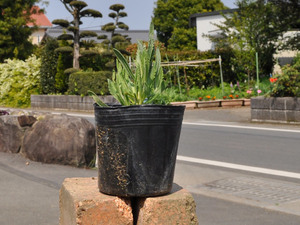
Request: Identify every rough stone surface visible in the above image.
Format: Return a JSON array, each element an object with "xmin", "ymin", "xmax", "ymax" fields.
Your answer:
[
  {"xmin": 59, "ymin": 178, "xmax": 198, "ymax": 225},
  {"xmin": 0, "ymin": 116, "xmax": 24, "ymax": 153},
  {"xmin": 21, "ymin": 114, "xmax": 95, "ymax": 167},
  {"xmin": 270, "ymin": 98, "xmax": 286, "ymax": 110},
  {"xmin": 270, "ymin": 110, "xmax": 286, "ymax": 121},
  {"xmin": 137, "ymin": 185, "xmax": 199, "ymax": 225},
  {"xmin": 251, "ymin": 109, "xmax": 271, "ymax": 121},
  {"xmin": 59, "ymin": 177, "xmax": 133, "ymax": 225},
  {"xmin": 251, "ymin": 97, "xmax": 271, "ymax": 109},
  {"xmin": 17, "ymin": 115, "xmax": 37, "ymax": 127}
]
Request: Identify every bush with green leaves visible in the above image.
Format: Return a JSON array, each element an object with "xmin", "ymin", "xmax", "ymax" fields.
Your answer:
[
  {"xmin": 68, "ymin": 71, "xmax": 112, "ymax": 96},
  {"xmin": 40, "ymin": 37, "xmax": 59, "ymax": 94},
  {"xmin": 0, "ymin": 55, "xmax": 41, "ymax": 107},
  {"xmin": 270, "ymin": 54, "xmax": 300, "ymax": 97}
]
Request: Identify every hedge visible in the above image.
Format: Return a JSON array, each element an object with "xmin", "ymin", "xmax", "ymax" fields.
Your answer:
[{"xmin": 68, "ymin": 71, "xmax": 112, "ymax": 96}]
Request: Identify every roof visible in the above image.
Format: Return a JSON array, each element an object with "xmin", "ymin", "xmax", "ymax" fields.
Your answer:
[
  {"xmin": 46, "ymin": 27, "xmax": 152, "ymax": 44},
  {"xmin": 27, "ymin": 6, "xmax": 52, "ymax": 28},
  {"xmin": 189, "ymin": 8, "xmax": 238, "ymax": 27}
]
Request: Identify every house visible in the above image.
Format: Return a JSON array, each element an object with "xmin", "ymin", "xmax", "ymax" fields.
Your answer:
[
  {"xmin": 189, "ymin": 9, "xmax": 237, "ymax": 52},
  {"xmin": 27, "ymin": 6, "xmax": 52, "ymax": 45},
  {"xmin": 45, "ymin": 26, "xmax": 151, "ymax": 44}
]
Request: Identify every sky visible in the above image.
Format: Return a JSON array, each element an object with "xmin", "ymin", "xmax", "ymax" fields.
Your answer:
[{"xmin": 38, "ymin": 0, "xmax": 237, "ymax": 30}]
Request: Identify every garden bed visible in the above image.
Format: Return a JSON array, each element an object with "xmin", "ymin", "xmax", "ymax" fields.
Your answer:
[{"xmin": 171, "ymin": 99, "xmax": 250, "ymax": 109}]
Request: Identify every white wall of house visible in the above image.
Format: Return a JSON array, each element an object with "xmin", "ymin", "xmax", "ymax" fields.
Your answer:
[
  {"xmin": 30, "ymin": 28, "xmax": 48, "ymax": 45},
  {"xmin": 196, "ymin": 14, "xmax": 225, "ymax": 51}
]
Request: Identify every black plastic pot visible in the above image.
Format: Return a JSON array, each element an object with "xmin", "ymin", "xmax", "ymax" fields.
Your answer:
[{"xmin": 94, "ymin": 104, "xmax": 185, "ymax": 197}]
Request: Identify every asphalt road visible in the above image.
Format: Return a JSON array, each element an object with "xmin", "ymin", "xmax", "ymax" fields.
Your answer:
[
  {"xmin": 178, "ymin": 123, "xmax": 300, "ymax": 173},
  {"xmin": 1, "ymin": 107, "xmax": 300, "ymax": 224}
]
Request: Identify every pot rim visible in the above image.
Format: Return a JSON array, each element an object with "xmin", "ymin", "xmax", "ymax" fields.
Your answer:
[{"xmin": 94, "ymin": 103, "xmax": 186, "ymax": 110}]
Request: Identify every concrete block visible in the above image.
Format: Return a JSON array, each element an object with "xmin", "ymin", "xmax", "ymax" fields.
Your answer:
[
  {"xmin": 295, "ymin": 98, "xmax": 300, "ymax": 111},
  {"xmin": 270, "ymin": 110, "xmax": 286, "ymax": 121},
  {"xmin": 59, "ymin": 177, "xmax": 133, "ymax": 225},
  {"xmin": 251, "ymin": 109, "xmax": 271, "ymax": 121},
  {"xmin": 251, "ymin": 97, "xmax": 270, "ymax": 109},
  {"xmin": 285, "ymin": 97, "xmax": 297, "ymax": 110},
  {"xmin": 270, "ymin": 97, "xmax": 286, "ymax": 110},
  {"xmin": 136, "ymin": 185, "xmax": 198, "ymax": 225},
  {"xmin": 286, "ymin": 111, "xmax": 296, "ymax": 122},
  {"xmin": 294, "ymin": 111, "xmax": 300, "ymax": 122}
]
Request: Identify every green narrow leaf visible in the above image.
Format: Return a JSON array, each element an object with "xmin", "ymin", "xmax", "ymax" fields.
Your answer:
[
  {"xmin": 87, "ymin": 90, "xmax": 108, "ymax": 107},
  {"xmin": 113, "ymin": 48, "xmax": 134, "ymax": 79}
]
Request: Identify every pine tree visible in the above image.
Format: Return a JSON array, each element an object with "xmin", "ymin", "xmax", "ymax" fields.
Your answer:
[
  {"xmin": 52, "ymin": 0, "xmax": 102, "ymax": 69},
  {"xmin": 98, "ymin": 4, "xmax": 131, "ymax": 69}
]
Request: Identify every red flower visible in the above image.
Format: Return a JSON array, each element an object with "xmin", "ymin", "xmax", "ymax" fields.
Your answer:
[
  {"xmin": 270, "ymin": 78, "xmax": 278, "ymax": 83},
  {"xmin": 199, "ymin": 97, "xmax": 203, "ymax": 101},
  {"xmin": 223, "ymin": 96, "xmax": 227, "ymax": 99},
  {"xmin": 235, "ymin": 95, "xmax": 239, "ymax": 98}
]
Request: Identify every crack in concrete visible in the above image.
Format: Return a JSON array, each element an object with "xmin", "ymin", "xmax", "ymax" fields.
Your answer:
[{"xmin": 0, "ymin": 161, "xmax": 61, "ymax": 190}]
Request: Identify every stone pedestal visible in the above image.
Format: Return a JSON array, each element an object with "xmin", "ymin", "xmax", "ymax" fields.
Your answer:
[{"xmin": 59, "ymin": 177, "xmax": 198, "ymax": 225}]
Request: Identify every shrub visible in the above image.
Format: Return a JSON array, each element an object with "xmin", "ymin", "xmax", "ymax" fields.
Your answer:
[
  {"xmin": 40, "ymin": 37, "xmax": 59, "ymax": 94},
  {"xmin": 270, "ymin": 54, "xmax": 300, "ymax": 97},
  {"xmin": 68, "ymin": 71, "xmax": 112, "ymax": 96},
  {"xmin": 0, "ymin": 55, "xmax": 41, "ymax": 107}
]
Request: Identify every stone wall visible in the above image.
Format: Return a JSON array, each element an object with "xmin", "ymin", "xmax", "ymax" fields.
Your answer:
[
  {"xmin": 31, "ymin": 95, "xmax": 118, "ymax": 112},
  {"xmin": 251, "ymin": 97, "xmax": 300, "ymax": 123}
]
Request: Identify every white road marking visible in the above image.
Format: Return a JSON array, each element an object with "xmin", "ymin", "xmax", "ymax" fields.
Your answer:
[
  {"xmin": 183, "ymin": 122, "xmax": 300, "ymax": 133},
  {"xmin": 177, "ymin": 155, "xmax": 300, "ymax": 179}
]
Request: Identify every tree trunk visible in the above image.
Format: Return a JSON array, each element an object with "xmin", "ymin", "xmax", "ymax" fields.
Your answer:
[{"xmin": 73, "ymin": 9, "xmax": 80, "ymax": 69}]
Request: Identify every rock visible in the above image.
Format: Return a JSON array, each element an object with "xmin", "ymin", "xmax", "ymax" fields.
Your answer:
[
  {"xmin": 0, "ymin": 116, "xmax": 24, "ymax": 153},
  {"xmin": 21, "ymin": 114, "xmax": 95, "ymax": 167},
  {"xmin": 17, "ymin": 115, "xmax": 37, "ymax": 127}
]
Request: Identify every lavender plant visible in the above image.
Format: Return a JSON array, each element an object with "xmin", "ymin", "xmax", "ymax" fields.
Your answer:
[{"xmin": 89, "ymin": 23, "xmax": 167, "ymax": 106}]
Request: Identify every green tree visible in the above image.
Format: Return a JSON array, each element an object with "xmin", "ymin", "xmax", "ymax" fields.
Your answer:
[
  {"xmin": 209, "ymin": 0, "xmax": 296, "ymax": 78},
  {"xmin": 40, "ymin": 37, "xmax": 59, "ymax": 94},
  {"xmin": 98, "ymin": 4, "xmax": 131, "ymax": 69},
  {"xmin": 0, "ymin": 0, "xmax": 40, "ymax": 62},
  {"xmin": 53, "ymin": 0, "xmax": 102, "ymax": 69},
  {"xmin": 55, "ymin": 39, "xmax": 73, "ymax": 93},
  {"xmin": 152, "ymin": 0, "xmax": 226, "ymax": 50},
  {"xmin": 270, "ymin": 0, "xmax": 300, "ymax": 50}
]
